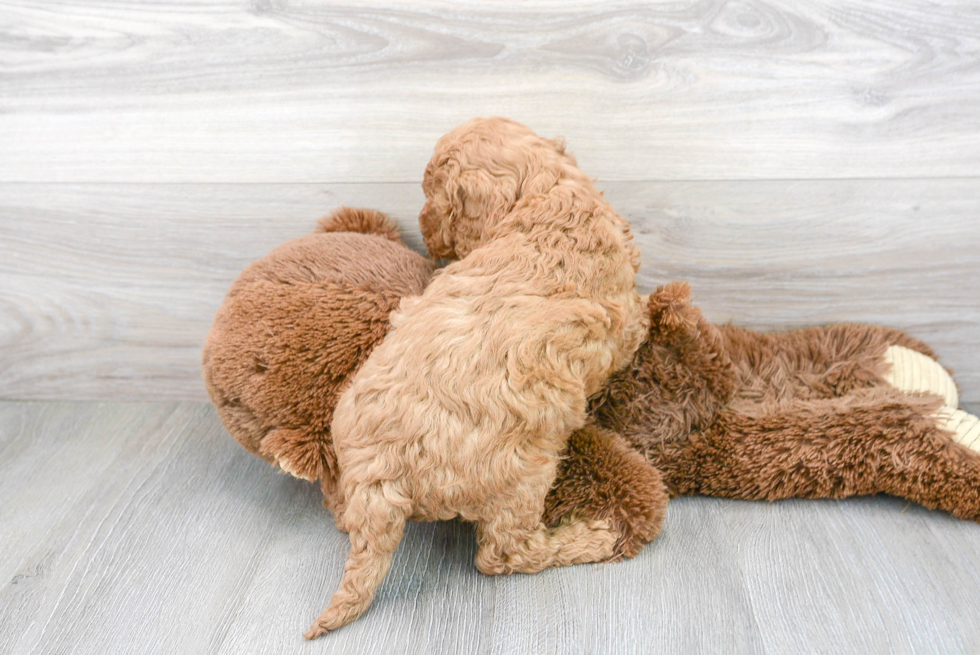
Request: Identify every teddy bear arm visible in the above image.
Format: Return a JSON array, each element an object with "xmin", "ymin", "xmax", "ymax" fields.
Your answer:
[
  {"xmin": 544, "ymin": 424, "xmax": 669, "ymax": 559},
  {"xmin": 646, "ymin": 282, "xmax": 736, "ymax": 403}
]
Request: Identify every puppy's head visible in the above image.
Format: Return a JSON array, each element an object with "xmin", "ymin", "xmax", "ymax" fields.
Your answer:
[{"xmin": 420, "ymin": 117, "xmax": 577, "ymax": 259}]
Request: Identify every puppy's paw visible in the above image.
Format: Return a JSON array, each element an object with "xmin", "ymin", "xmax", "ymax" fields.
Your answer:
[
  {"xmin": 563, "ymin": 518, "xmax": 618, "ymax": 564},
  {"xmin": 587, "ymin": 519, "xmax": 619, "ymax": 560}
]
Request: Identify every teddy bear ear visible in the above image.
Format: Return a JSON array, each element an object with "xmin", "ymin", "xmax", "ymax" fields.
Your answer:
[
  {"xmin": 316, "ymin": 207, "xmax": 401, "ymax": 242},
  {"xmin": 444, "ymin": 161, "xmax": 465, "ymax": 219}
]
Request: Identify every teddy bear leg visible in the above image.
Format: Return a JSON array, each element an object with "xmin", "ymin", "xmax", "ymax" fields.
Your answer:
[
  {"xmin": 659, "ymin": 393, "xmax": 980, "ymax": 522},
  {"xmin": 544, "ymin": 425, "xmax": 668, "ymax": 559},
  {"xmin": 879, "ymin": 402, "xmax": 980, "ymax": 522}
]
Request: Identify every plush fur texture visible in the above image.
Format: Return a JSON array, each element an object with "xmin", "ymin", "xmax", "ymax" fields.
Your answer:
[
  {"xmin": 546, "ymin": 425, "xmax": 669, "ymax": 558},
  {"xmin": 304, "ymin": 118, "xmax": 648, "ymax": 638},
  {"xmin": 591, "ymin": 281, "xmax": 980, "ymax": 531}
]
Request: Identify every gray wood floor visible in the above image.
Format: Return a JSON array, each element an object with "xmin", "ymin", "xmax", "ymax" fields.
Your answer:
[
  {"xmin": 3, "ymin": 400, "xmax": 980, "ymax": 655},
  {"xmin": 2, "ymin": 1, "xmax": 980, "ymax": 653}
]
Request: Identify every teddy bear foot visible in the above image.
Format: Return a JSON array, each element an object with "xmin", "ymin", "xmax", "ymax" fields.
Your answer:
[
  {"xmin": 936, "ymin": 408, "xmax": 980, "ymax": 452},
  {"xmin": 882, "ymin": 345, "xmax": 958, "ymax": 407},
  {"xmin": 881, "ymin": 345, "xmax": 979, "ymax": 450}
]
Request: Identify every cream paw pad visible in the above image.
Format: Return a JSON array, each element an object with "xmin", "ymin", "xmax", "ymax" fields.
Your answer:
[
  {"xmin": 936, "ymin": 408, "xmax": 980, "ymax": 451},
  {"xmin": 882, "ymin": 345, "xmax": 958, "ymax": 407},
  {"xmin": 882, "ymin": 345, "xmax": 980, "ymax": 451}
]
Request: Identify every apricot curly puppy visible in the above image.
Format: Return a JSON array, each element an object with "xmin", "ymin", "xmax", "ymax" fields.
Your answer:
[{"xmin": 305, "ymin": 118, "xmax": 648, "ymax": 638}]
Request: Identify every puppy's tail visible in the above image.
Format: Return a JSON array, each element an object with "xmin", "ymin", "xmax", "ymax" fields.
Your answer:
[
  {"xmin": 316, "ymin": 207, "xmax": 402, "ymax": 242},
  {"xmin": 304, "ymin": 483, "xmax": 409, "ymax": 639}
]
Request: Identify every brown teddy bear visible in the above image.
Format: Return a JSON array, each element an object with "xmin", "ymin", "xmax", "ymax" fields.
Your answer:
[
  {"xmin": 203, "ymin": 207, "xmax": 980, "ymax": 562},
  {"xmin": 591, "ymin": 281, "xmax": 980, "ymax": 530}
]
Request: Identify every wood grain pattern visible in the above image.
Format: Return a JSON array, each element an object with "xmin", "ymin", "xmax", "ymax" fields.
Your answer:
[
  {"xmin": 718, "ymin": 497, "xmax": 980, "ymax": 653},
  {"xmin": 2, "ymin": 401, "xmax": 980, "ymax": 654},
  {"xmin": 3, "ymin": 2, "xmax": 979, "ymax": 652},
  {"xmin": 2, "ymin": 1, "xmax": 979, "ymax": 182},
  {"xmin": 2, "ymin": 180, "xmax": 977, "ymax": 402}
]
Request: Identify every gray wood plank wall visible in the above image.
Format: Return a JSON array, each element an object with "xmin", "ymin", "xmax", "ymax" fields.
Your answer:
[{"xmin": 2, "ymin": 0, "xmax": 979, "ymax": 403}]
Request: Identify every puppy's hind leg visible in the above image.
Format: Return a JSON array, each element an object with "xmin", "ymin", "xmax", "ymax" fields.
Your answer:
[
  {"xmin": 304, "ymin": 483, "xmax": 409, "ymax": 639},
  {"xmin": 475, "ymin": 475, "xmax": 618, "ymax": 576}
]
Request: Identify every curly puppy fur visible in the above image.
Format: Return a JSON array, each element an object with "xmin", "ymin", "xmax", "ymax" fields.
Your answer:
[
  {"xmin": 305, "ymin": 118, "xmax": 649, "ymax": 638},
  {"xmin": 202, "ymin": 207, "xmax": 434, "ymax": 511}
]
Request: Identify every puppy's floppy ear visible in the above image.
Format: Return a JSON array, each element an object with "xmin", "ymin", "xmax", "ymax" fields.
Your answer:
[
  {"xmin": 447, "ymin": 161, "xmax": 466, "ymax": 221},
  {"xmin": 420, "ymin": 157, "xmax": 463, "ymax": 259},
  {"xmin": 434, "ymin": 156, "xmax": 464, "ymax": 217},
  {"xmin": 450, "ymin": 167, "xmax": 522, "ymax": 257},
  {"xmin": 458, "ymin": 168, "xmax": 518, "ymax": 216}
]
